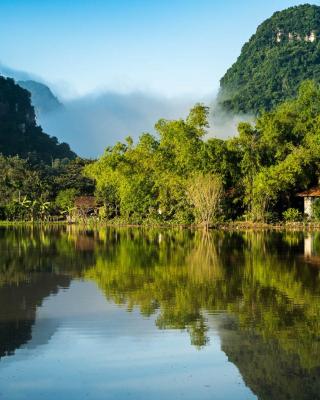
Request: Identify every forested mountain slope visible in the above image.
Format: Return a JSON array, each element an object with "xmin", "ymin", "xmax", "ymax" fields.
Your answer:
[
  {"xmin": 218, "ymin": 4, "xmax": 320, "ymax": 114},
  {"xmin": 0, "ymin": 76, "xmax": 74, "ymax": 162}
]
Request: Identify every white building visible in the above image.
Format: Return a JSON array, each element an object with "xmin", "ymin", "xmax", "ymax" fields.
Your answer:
[{"xmin": 297, "ymin": 187, "xmax": 320, "ymax": 218}]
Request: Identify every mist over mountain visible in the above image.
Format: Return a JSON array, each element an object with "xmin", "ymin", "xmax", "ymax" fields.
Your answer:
[
  {"xmin": 0, "ymin": 63, "xmax": 62, "ymax": 116},
  {"xmin": 0, "ymin": 63, "xmax": 40, "ymax": 82},
  {"xmin": 18, "ymin": 80, "xmax": 62, "ymax": 115},
  {"xmin": 0, "ymin": 63, "xmax": 199, "ymax": 157},
  {"xmin": 40, "ymin": 91, "xmax": 197, "ymax": 157},
  {"xmin": 0, "ymin": 76, "xmax": 75, "ymax": 162},
  {"xmin": 218, "ymin": 4, "xmax": 320, "ymax": 114}
]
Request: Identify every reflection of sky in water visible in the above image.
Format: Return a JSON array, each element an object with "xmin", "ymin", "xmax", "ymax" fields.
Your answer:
[{"xmin": 0, "ymin": 281, "xmax": 256, "ymax": 400}]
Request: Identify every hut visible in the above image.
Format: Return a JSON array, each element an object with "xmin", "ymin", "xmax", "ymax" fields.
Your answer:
[
  {"xmin": 297, "ymin": 187, "xmax": 320, "ymax": 218},
  {"xmin": 74, "ymin": 196, "xmax": 98, "ymax": 219}
]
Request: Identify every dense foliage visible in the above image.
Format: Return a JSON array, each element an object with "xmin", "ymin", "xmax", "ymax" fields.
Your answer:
[
  {"xmin": 84, "ymin": 104, "xmax": 218, "ymax": 224},
  {"xmin": 0, "ymin": 156, "xmax": 94, "ymax": 221},
  {"xmin": 218, "ymin": 4, "xmax": 320, "ymax": 114},
  {"xmin": 2, "ymin": 77, "xmax": 320, "ymax": 223},
  {"xmin": 0, "ymin": 76, "xmax": 74, "ymax": 162},
  {"xmin": 84, "ymin": 81, "xmax": 320, "ymax": 223}
]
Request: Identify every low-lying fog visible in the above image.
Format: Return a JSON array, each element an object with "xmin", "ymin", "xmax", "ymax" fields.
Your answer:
[{"xmin": 1, "ymin": 63, "xmax": 251, "ymax": 158}]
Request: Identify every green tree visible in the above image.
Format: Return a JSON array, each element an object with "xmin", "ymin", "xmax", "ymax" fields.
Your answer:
[{"xmin": 56, "ymin": 188, "xmax": 78, "ymax": 212}]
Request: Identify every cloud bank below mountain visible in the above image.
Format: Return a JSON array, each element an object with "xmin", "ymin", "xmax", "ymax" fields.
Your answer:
[
  {"xmin": 39, "ymin": 92, "xmax": 197, "ymax": 158},
  {"xmin": 1, "ymin": 62, "xmax": 249, "ymax": 159}
]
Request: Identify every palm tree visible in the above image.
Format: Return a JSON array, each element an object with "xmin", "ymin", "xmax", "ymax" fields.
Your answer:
[{"xmin": 39, "ymin": 200, "xmax": 51, "ymax": 221}]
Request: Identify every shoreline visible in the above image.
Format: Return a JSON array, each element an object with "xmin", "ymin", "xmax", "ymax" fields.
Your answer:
[{"xmin": 1, "ymin": 220, "xmax": 320, "ymax": 231}]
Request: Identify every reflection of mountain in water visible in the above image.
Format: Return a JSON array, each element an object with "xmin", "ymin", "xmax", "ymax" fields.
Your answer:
[
  {"xmin": 215, "ymin": 316, "xmax": 320, "ymax": 400},
  {"xmin": 0, "ymin": 226, "xmax": 104, "ymax": 359},
  {"xmin": 0, "ymin": 273, "xmax": 70, "ymax": 358}
]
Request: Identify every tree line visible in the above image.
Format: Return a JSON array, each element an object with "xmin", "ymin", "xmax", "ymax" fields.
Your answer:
[
  {"xmin": 84, "ymin": 80, "xmax": 320, "ymax": 225},
  {"xmin": 2, "ymin": 80, "xmax": 320, "ymax": 224}
]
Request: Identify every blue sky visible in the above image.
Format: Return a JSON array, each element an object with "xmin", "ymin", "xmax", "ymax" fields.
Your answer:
[{"xmin": 0, "ymin": 0, "xmax": 318, "ymax": 98}]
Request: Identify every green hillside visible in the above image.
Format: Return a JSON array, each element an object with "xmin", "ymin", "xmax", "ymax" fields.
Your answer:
[{"xmin": 218, "ymin": 4, "xmax": 320, "ymax": 114}]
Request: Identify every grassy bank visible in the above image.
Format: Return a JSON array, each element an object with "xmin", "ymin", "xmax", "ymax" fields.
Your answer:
[{"xmin": 2, "ymin": 219, "xmax": 320, "ymax": 231}]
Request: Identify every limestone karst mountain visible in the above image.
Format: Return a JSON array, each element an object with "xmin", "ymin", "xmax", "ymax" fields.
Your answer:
[{"xmin": 218, "ymin": 4, "xmax": 320, "ymax": 114}]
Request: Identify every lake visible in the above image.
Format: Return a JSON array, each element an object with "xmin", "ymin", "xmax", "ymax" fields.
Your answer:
[{"xmin": 0, "ymin": 226, "xmax": 319, "ymax": 400}]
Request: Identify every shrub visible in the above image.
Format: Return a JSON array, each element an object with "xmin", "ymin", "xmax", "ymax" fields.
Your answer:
[
  {"xmin": 5, "ymin": 201, "xmax": 28, "ymax": 221},
  {"xmin": 282, "ymin": 208, "xmax": 302, "ymax": 222},
  {"xmin": 55, "ymin": 188, "xmax": 78, "ymax": 212},
  {"xmin": 187, "ymin": 173, "xmax": 223, "ymax": 226}
]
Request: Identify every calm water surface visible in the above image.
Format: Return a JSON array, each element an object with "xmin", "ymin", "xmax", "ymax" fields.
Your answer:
[{"xmin": 0, "ymin": 227, "xmax": 319, "ymax": 400}]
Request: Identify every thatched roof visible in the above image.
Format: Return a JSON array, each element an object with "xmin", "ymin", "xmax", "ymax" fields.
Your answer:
[
  {"xmin": 74, "ymin": 196, "xmax": 97, "ymax": 209},
  {"xmin": 297, "ymin": 187, "xmax": 320, "ymax": 197}
]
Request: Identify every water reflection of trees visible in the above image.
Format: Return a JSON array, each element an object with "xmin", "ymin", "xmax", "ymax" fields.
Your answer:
[
  {"xmin": 84, "ymin": 228, "xmax": 320, "ymax": 399},
  {"xmin": 0, "ymin": 225, "xmax": 97, "ymax": 284},
  {"xmin": 0, "ymin": 227, "xmax": 319, "ymax": 398},
  {"xmin": 79, "ymin": 229, "xmax": 320, "ymax": 368},
  {"xmin": 1, "ymin": 227, "xmax": 319, "ymax": 359}
]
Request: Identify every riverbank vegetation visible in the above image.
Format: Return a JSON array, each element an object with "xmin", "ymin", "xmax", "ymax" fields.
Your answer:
[
  {"xmin": 0, "ymin": 156, "xmax": 94, "ymax": 221},
  {"xmin": 2, "ymin": 80, "xmax": 320, "ymax": 225}
]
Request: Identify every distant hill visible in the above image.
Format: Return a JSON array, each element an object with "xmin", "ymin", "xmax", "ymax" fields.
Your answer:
[
  {"xmin": 18, "ymin": 80, "xmax": 62, "ymax": 115},
  {"xmin": 0, "ymin": 76, "xmax": 75, "ymax": 162},
  {"xmin": 218, "ymin": 4, "xmax": 320, "ymax": 114}
]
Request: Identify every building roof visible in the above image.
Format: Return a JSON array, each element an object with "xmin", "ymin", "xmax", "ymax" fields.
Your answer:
[
  {"xmin": 74, "ymin": 196, "xmax": 97, "ymax": 209},
  {"xmin": 297, "ymin": 187, "xmax": 320, "ymax": 197}
]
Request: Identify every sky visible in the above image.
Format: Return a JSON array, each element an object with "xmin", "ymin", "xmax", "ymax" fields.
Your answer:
[{"xmin": 0, "ymin": 0, "xmax": 317, "ymax": 99}]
